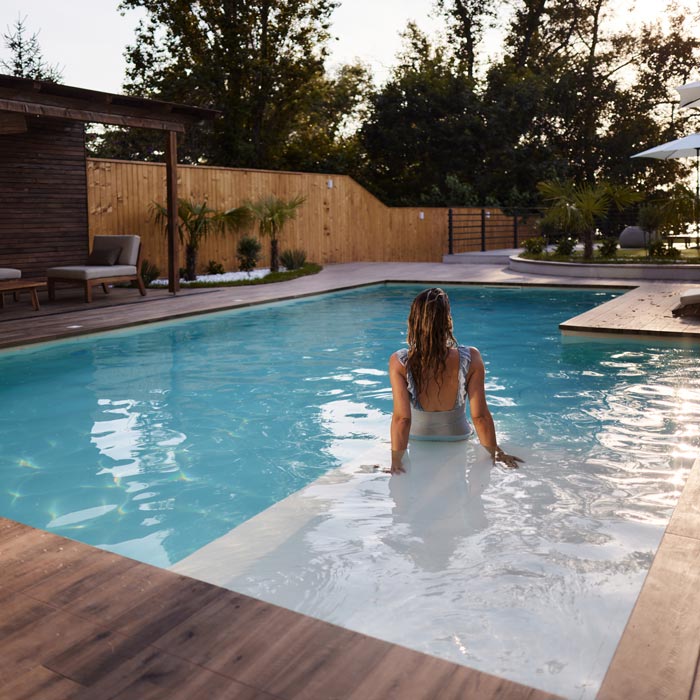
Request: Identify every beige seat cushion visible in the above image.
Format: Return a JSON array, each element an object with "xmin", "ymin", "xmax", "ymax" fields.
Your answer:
[
  {"xmin": 0, "ymin": 268, "xmax": 21, "ymax": 280},
  {"xmin": 47, "ymin": 265, "xmax": 137, "ymax": 281}
]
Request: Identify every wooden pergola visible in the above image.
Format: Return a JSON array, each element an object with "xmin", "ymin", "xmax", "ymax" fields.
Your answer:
[{"xmin": 0, "ymin": 74, "xmax": 219, "ymax": 293}]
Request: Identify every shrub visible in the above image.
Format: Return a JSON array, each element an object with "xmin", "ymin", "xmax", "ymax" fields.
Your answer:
[
  {"xmin": 598, "ymin": 237, "xmax": 618, "ymax": 257},
  {"xmin": 522, "ymin": 237, "xmax": 546, "ymax": 255},
  {"xmin": 205, "ymin": 260, "xmax": 225, "ymax": 275},
  {"xmin": 279, "ymin": 248, "xmax": 307, "ymax": 270},
  {"xmin": 536, "ymin": 217, "xmax": 560, "ymax": 244},
  {"xmin": 648, "ymin": 239, "xmax": 680, "ymax": 259},
  {"xmin": 237, "ymin": 236, "xmax": 262, "ymax": 272},
  {"xmin": 139, "ymin": 259, "xmax": 160, "ymax": 287},
  {"xmin": 178, "ymin": 266, "xmax": 187, "ymax": 280},
  {"xmin": 554, "ymin": 236, "xmax": 577, "ymax": 256},
  {"xmin": 637, "ymin": 203, "xmax": 666, "ymax": 235}
]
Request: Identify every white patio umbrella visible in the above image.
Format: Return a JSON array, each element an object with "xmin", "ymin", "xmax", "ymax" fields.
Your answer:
[
  {"xmin": 676, "ymin": 81, "xmax": 700, "ymax": 110},
  {"xmin": 631, "ymin": 132, "xmax": 700, "ymax": 235}
]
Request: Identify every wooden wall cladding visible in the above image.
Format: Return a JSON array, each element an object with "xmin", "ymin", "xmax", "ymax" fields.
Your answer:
[
  {"xmin": 87, "ymin": 159, "xmax": 472, "ymax": 274},
  {"xmin": 0, "ymin": 116, "xmax": 88, "ymax": 279}
]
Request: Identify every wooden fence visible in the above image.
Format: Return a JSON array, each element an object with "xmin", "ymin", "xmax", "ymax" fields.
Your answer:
[{"xmin": 87, "ymin": 159, "xmax": 530, "ymax": 274}]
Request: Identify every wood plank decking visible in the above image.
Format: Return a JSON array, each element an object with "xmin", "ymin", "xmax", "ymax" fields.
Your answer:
[{"xmin": 1, "ymin": 262, "xmax": 700, "ymax": 699}]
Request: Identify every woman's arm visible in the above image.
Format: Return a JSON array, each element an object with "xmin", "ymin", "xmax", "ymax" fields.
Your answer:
[
  {"xmin": 466, "ymin": 348, "xmax": 522, "ymax": 469},
  {"xmin": 389, "ymin": 352, "xmax": 412, "ymax": 474}
]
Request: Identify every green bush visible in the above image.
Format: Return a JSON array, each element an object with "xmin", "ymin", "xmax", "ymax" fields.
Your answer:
[
  {"xmin": 522, "ymin": 237, "xmax": 546, "ymax": 255},
  {"xmin": 237, "ymin": 236, "xmax": 262, "ymax": 272},
  {"xmin": 648, "ymin": 239, "xmax": 680, "ymax": 259},
  {"xmin": 598, "ymin": 237, "xmax": 618, "ymax": 257},
  {"xmin": 280, "ymin": 248, "xmax": 307, "ymax": 270},
  {"xmin": 205, "ymin": 260, "xmax": 225, "ymax": 275},
  {"xmin": 554, "ymin": 236, "xmax": 577, "ymax": 256},
  {"xmin": 139, "ymin": 259, "xmax": 161, "ymax": 287},
  {"xmin": 178, "ymin": 266, "xmax": 187, "ymax": 280}
]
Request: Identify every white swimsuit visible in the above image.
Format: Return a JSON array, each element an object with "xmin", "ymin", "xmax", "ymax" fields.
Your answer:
[{"xmin": 395, "ymin": 346, "xmax": 473, "ymax": 441}]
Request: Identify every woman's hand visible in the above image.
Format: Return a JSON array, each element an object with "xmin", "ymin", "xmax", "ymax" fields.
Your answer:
[
  {"xmin": 390, "ymin": 449, "xmax": 407, "ymax": 474},
  {"xmin": 492, "ymin": 447, "xmax": 523, "ymax": 469}
]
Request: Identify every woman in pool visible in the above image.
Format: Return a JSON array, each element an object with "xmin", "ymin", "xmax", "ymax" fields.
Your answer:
[{"xmin": 389, "ymin": 287, "xmax": 522, "ymax": 474}]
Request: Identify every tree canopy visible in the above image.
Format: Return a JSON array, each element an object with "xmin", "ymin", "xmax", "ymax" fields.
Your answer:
[{"xmin": 88, "ymin": 0, "xmax": 700, "ymax": 208}]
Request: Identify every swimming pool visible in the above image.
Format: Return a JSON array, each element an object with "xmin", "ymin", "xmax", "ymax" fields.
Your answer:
[{"xmin": 1, "ymin": 284, "xmax": 699, "ymax": 697}]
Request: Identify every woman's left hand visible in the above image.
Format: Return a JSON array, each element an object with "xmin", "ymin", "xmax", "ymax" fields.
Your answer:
[{"xmin": 493, "ymin": 449, "xmax": 523, "ymax": 469}]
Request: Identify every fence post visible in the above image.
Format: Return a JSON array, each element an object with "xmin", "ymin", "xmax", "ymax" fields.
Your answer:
[
  {"xmin": 448, "ymin": 208, "xmax": 453, "ymax": 255},
  {"xmin": 513, "ymin": 212, "xmax": 519, "ymax": 248},
  {"xmin": 481, "ymin": 208, "xmax": 486, "ymax": 251}
]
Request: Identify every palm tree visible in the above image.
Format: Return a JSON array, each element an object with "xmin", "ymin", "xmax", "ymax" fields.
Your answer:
[
  {"xmin": 243, "ymin": 195, "xmax": 306, "ymax": 272},
  {"xmin": 152, "ymin": 199, "xmax": 249, "ymax": 281},
  {"xmin": 537, "ymin": 181, "xmax": 641, "ymax": 260}
]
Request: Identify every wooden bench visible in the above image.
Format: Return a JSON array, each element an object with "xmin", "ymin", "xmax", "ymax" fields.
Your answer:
[{"xmin": 0, "ymin": 280, "xmax": 45, "ymax": 311}]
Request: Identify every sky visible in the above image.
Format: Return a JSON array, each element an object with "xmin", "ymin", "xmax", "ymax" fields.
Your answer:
[{"xmin": 0, "ymin": 0, "xmax": 685, "ymax": 95}]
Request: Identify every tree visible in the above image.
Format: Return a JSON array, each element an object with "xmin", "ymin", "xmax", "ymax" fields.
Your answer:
[
  {"xmin": 243, "ymin": 195, "xmax": 305, "ymax": 272},
  {"xmin": 281, "ymin": 62, "xmax": 373, "ymax": 173},
  {"xmin": 1, "ymin": 16, "xmax": 62, "ymax": 81},
  {"xmin": 538, "ymin": 180, "xmax": 641, "ymax": 259},
  {"xmin": 477, "ymin": 0, "xmax": 700, "ymax": 205},
  {"xmin": 358, "ymin": 24, "xmax": 485, "ymax": 205},
  {"xmin": 93, "ymin": 0, "xmax": 354, "ymax": 170},
  {"xmin": 152, "ymin": 199, "xmax": 250, "ymax": 281},
  {"xmin": 434, "ymin": 0, "xmax": 502, "ymax": 80}
]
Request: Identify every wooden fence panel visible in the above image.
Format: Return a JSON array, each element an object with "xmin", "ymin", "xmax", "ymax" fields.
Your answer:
[{"xmin": 87, "ymin": 159, "xmax": 525, "ymax": 276}]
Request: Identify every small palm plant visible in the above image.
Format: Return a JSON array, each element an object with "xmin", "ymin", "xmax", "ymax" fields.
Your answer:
[
  {"xmin": 152, "ymin": 199, "xmax": 249, "ymax": 281},
  {"xmin": 243, "ymin": 195, "xmax": 306, "ymax": 272},
  {"xmin": 537, "ymin": 180, "xmax": 641, "ymax": 260}
]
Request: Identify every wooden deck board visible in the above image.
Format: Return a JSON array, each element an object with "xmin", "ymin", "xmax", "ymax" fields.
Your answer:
[
  {"xmin": 1, "ymin": 665, "xmax": 83, "ymax": 700},
  {"xmin": 597, "ymin": 532, "xmax": 700, "ymax": 700}
]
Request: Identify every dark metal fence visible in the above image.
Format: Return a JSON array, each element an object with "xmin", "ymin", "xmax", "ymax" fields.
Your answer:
[{"xmin": 447, "ymin": 207, "xmax": 542, "ymax": 254}]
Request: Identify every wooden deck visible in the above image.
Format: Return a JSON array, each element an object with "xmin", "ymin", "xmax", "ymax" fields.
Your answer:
[{"xmin": 1, "ymin": 262, "xmax": 700, "ymax": 699}]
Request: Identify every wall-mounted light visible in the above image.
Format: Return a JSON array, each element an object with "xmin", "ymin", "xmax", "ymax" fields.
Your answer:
[
  {"xmin": 485, "ymin": 210, "xmax": 491, "ymax": 219},
  {"xmin": 327, "ymin": 178, "xmax": 334, "ymax": 189},
  {"xmin": 419, "ymin": 211, "xmax": 425, "ymax": 220}
]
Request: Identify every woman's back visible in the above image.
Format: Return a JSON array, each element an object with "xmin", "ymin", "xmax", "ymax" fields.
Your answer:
[{"xmin": 415, "ymin": 347, "xmax": 461, "ymax": 412}]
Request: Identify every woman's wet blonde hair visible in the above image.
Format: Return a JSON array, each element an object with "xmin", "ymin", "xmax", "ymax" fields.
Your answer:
[{"xmin": 406, "ymin": 287, "xmax": 457, "ymax": 395}]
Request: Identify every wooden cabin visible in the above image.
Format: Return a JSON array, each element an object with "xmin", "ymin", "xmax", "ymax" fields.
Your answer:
[{"xmin": 0, "ymin": 74, "xmax": 218, "ymax": 291}]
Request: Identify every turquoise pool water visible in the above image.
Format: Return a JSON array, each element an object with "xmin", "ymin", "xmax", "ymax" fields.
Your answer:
[{"xmin": 0, "ymin": 284, "xmax": 698, "ymax": 571}]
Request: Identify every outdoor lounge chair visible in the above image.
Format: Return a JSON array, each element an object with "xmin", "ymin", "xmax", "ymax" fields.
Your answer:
[
  {"xmin": 671, "ymin": 288, "xmax": 700, "ymax": 317},
  {"xmin": 47, "ymin": 235, "xmax": 146, "ymax": 303}
]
